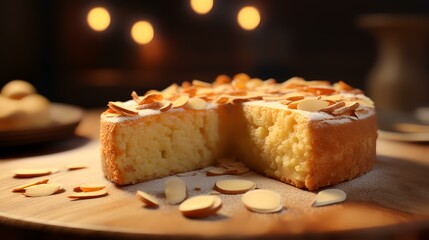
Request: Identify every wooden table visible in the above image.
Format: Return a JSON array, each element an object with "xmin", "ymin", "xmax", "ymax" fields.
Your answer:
[{"xmin": 0, "ymin": 109, "xmax": 428, "ymax": 239}]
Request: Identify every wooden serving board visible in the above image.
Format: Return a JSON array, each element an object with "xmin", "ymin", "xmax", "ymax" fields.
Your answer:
[{"xmin": 0, "ymin": 112, "xmax": 428, "ymax": 238}]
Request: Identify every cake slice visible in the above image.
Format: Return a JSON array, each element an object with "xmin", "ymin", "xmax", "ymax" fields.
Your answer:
[{"xmin": 100, "ymin": 75, "xmax": 377, "ymax": 190}]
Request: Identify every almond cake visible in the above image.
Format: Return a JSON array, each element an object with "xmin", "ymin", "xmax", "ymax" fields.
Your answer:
[{"xmin": 100, "ymin": 74, "xmax": 377, "ymax": 190}]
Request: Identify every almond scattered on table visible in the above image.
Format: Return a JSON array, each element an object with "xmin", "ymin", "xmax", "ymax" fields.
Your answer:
[
  {"xmin": 164, "ymin": 177, "xmax": 187, "ymax": 205},
  {"xmin": 312, "ymin": 189, "xmax": 347, "ymax": 207},
  {"xmin": 23, "ymin": 183, "xmax": 62, "ymax": 197},
  {"xmin": 66, "ymin": 164, "xmax": 88, "ymax": 171},
  {"xmin": 179, "ymin": 195, "xmax": 222, "ymax": 218},
  {"xmin": 12, "ymin": 168, "xmax": 54, "ymax": 178},
  {"xmin": 68, "ymin": 189, "xmax": 108, "ymax": 199},
  {"xmin": 214, "ymin": 179, "xmax": 256, "ymax": 194},
  {"xmin": 75, "ymin": 184, "xmax": 106, "ymax": 192},
  {"xmin": 136, "ymin": 190, "xmax": 159, "ymax": 207},
  {"xmin": 241, "ymin": 189, "xmax": 283, "ymax": 213},
  {"xmin": 11, "ymin": 179, "xmax": 49, "ymax": 192}
]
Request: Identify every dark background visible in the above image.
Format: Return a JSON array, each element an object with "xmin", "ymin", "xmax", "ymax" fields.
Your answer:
[{"xmin": 1, "ymin": 0, "xmax": 428, "ymax": 108}]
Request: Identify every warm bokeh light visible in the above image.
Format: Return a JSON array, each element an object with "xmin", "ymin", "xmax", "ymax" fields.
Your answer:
[
  {"xmin": 131, "ymin": 21, "xmax": 155, "ymax": 45},
  {"xmin": 87, "ymin": 7, "xmax": 111, "ymax": 31},
  {"xmin": 190, "ymin": 0, "xmax": 213, "ymax": 15},
  {"xmin": 237, "ymin": 6, "xmax": 261, "ymax": 31}
]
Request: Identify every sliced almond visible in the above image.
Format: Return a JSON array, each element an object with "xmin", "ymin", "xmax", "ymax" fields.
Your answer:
[
  {"xmin": 139, "ymin": 93, "xmax": 163, "ymax": 104},
  {"xmin": 216, "ymin": 157, "xmax": 242, "ymax": 168},
  {"xmin": 12, "ymin": 179, "xmax": 49, "ymax": 192},
  {"xmin": 23, "ymin": 183, "xmax": 62, "ymax": 197},
  {"xmin": 320, "ymin": 101, "xmax": 346, "ymax": 114},
  {"xmin": 179, "ymin": 195, "xmax": 222, "ymax": 218},
  {"xmin": 66, "ymin": 164, "xmax": 88, "ymax": 171},
  {"xmin": 335, "ymin": 80, "xmax": 353, "ymax": 91},
  {"xmin": 284, "ymin": 93, "xmax": 305, "ymax": 101},
  {"xmin": 233, "ymin": 73, "xmax": 251, "ymax": 82},
  {"xmin": 78, "ymin": 184, "xmax": 106, "ymax": 192},
  {"xmin": 331, "ymin": 101, "xmax": 359, "ymax": 116},
  {"xmin": 214, "ymin": 74, "xmax": 231, "ymax": 85},
  {"xmin": 159, "ymin": 100, "xmax": 173, "ymax": 112},
  {"xmin": 108, "ymin": 101, "xmax": 138, "ymax": 116},
  {"xmin": 68, "ymin": 189, "xmax": 108, "ymax": 199},
  {"xmin": 186, "ymin": 97, "xmax": 208, "ymax": 110},
  {"xmin": 312, "ymin": 189, "xmax": 347, "ymax": 207},
  {"xmin": 206, "ymin": 167, "xmax": 228, "ymax": 176},
  {"xmin": 131, "ymin": 91, "xmax": 141, "ymax": 103},
  {"xmin": 241, "ymin": 189, "xmax": 282, "ymax": 213},
  {"xmin": 192, "ymin": 80, "xmax": 212, "ymax": 88},
  {"xmin": 161, "ymin": 83, "xmax": 179, "ymax": 99},
  {"xmin": 225, "ymin": 166, "xmax": 250, "ymax": 175},
  {"xmin": 136, "ymin": 101, "xmax": 162, "ymax": 110},
  {"xmin": 136, "ymin": 190, "xmax": 159, "ymax": 207},
  {"xmin": 164, "ymin": 177, "xmax": 187, "ymax": 205},
  {"xmin": 214, "ymin": 95, "xmax": 231, "ymax": 104},
  {"xmin": 172, "ymin": 95, "xmax": 190, "ymax": 108},
  {"xmin": 12, "ymin": 168, "xmax": 53, "ymax": 178},
  {"xmin": 307, "ymin": 86, "xmax": 336, "ymax": 95},
  {"xmin": 214, "ymin": 179, "xmax": 256, "ymax": 194},
  {"xmin": 297, "ymin": 99, "xmax": 329, "ymax": 112}
]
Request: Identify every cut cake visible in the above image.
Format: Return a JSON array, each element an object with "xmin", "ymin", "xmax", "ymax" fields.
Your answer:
[{"xmin": 100, "ymin": 75, "xmax": 377, "ymax": 190}]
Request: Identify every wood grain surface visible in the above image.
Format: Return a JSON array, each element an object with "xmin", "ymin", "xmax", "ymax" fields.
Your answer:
[{"xmin": 0, "ymin": 109, "xmax": 428, "ymax": 239}]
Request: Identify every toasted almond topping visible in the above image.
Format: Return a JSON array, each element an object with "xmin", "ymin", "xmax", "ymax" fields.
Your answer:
[
  {"xmin": 214, "ymin": 74, "xmax": 231, "ymax": 85},
  {"xmin": 23, "ymin": 183, "xmax": 62, "ymax": 197},
  {"xmin": 241, "ymin": 189, "xmax": 283, "ymax": 213},
  {"xmin": 297, "ymin": 99, "xmax": 330, "ymax": 112},
  {"xmin": 78, "ymin": 184, "xmax": 106, "ymax": 192},
  {"xmin": 182, "ymin": 81, "xmax": 192, "ymax": 88},
  {"xmin": 279, "ymin": 100, "xmax": 291, "ymax": 106},
  {"xmin": 140, "ymin": 93, "xmax": 163, "ymax": 104},
  {"xmin": 336, "ymin": 81, "xmax": 353, "ymax": 91},
  {"xmin": 332, "ymin": 101, "xmax": 359, "ymax": 116},
  {"xmin": 172, "ymin": 95, "xmax": 190, "ymax": 108},
  {"xmin": 233, "ymin": 73, "xmax": 251, "ymax": 82},
  {"xmin": 312, "ymin": 189, "xmax": 347, "ymax": 207},
  {"xmin": 136, "ymin": 190, "xmax": 159, "ymax": 207},
  {"xmin": 131, "ymin": 91, "xmax": 140, "ymax": 103},
  {"xmin": 214, "ymin": 95, "xmax": 230, "ymax": 104},
  {"xmin": 68, "ymin": 189, "xmax": 108, "ymax": 199},
  {"xmin": 214, "ymin": 179, "xmax": 256, "ymax": 194},
  {"xmin": 183, "ymin": 86, "xmax": 197, "ymax": 97},
  {"xmin": 161, "ymin": 83, "xmax": 179, "ymax": 99},
  {"xmin": 164, "ymin": 177, "xmax": 187, "ymax": 205},
  {"xmin": 284, "ymin": 93, "xmax": 305, "ymax": 101},
  {"xmin": 179, "ymin": 195, "xmax": 222, "ymax": 218},
  {"xmin": 12, "ymin": 168, "xmax": 53, "ymax": 178},
  {"xmin": 307, "ymin": 86, "xmax": 336, "ymax": 95},
  {"xmin": 159, "ymin": 100, "xmax": 173, "ymax": 112},
  {"xmin": 192, "ymin": 80, "xmax": 212, "ymax": 88},
  {"xmin": 108, "ymin": 101, "xmax": 138, "ymax": 116},
  {"xmin": 66, "ymin": 165, "xmax": 88, "ymax": 171},
  {"xmin": 186, "ymin": 97, "xmax": 208, "ymax": 110},
  {"xmin": 136, "ymin": 101, "xmax": 163, "ymax": 110},
  {"xmin": 354, "ymin": 109, "xmax": 369, "ymax": 119},
  {"xmin": 12, "ymin": 179, "xmax": 49, "ymax": 192},
  {"xmin": 320, "ymin": 101, "xmax": 346, "ymax": 114}
]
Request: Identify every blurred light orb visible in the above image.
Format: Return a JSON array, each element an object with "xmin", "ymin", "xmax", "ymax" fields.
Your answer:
[
  {"xmin": 190, "ymin": 0, "xmax": 213, "ymax": 15},
  {"xmin": 131, "ymin": 21, "xmax": 155, "ymax": 45},
  {"xmin": 87, "ymin": 7, "xmax": 111, "ymax": 31},
  {"xmin": 237, "ymin": 6, "xmax": 261, "ymax": 31}
]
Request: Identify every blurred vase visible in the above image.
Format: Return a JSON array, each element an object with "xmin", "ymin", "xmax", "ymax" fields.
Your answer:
[{"xmin": 359, "ymin": 14, "xmax": 429, "ymax": 113}]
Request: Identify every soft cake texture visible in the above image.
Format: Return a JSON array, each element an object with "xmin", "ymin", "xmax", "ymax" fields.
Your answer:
[{"xmin": 100, "ymin": 77, "xmax": 377, "ymax": 190}]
